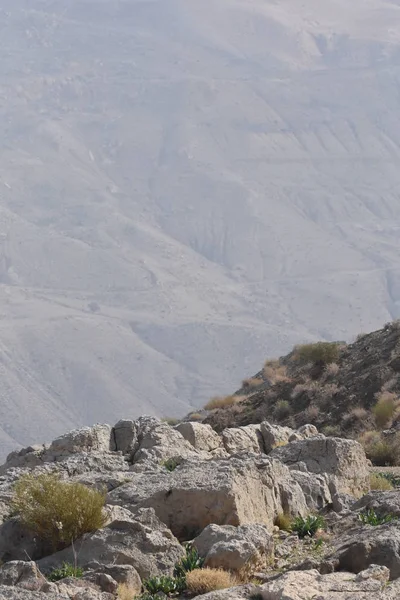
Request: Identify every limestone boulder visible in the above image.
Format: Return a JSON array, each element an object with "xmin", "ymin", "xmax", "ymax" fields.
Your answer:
[
  {"xmin": 0, "ymin": 518, "xmax": 51, "ymax": 562},
  {"xmin": 175, "ymin": 422, "xmax": 222, "ymax": 452},
  {"xmin": 193, "ymin": 523, "xmax": 273, "ymax": 572},
  {"xmin": 110, "ymin": 420, "xmax": 137, "ymax": 455},
  {"xmin": 221, "ymin": 425, "xmax": 264, "ymax": 455},
  {"xmin": 352, "ymin": 491, "xmax": 400, "ymax": 518},
  {"xmin": 38, "ymin": 507, "xmax": 184, "ymax": 580},
  {"xmin": 132, "ymin": 418, "xmax": 200, "ymax": 465},
  {"xmin": 108, "ymin": 455, "xmax": 309, "ymax": 538},
  {"xmin": 48, "ymin": 425, "xmax": 112, "ymax": 456},
  {"xmin": 296, "ymin": 424, "xmax": 320, "ymax": 439},
  {"xmin": 260, "ymin": 422, "xmax": 294, "ymax": 453},
  {"xmin": 270, "ymin": 436, "xmax": 369, "ymax": 496},
  {"xmin": 0, "ymin": 586, "xmax": 67, "ymax": 600},
  {"xmin": 0, "ymin": 561, "xmax": 46, "ymax": 591},
  {"xmin": 83, "ymin": 563, "xmax": 141, "ymax": 594}
]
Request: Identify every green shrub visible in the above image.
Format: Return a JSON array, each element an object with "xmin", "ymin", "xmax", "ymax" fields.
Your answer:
[
  {"xmin": 143, "ymin": 575, "xmax": 184, "ymax": 595},
  {"xmin": 162, "ymin": 457, "xmax": 180, "ymax": 472},
  {"xmin": 174, "ymin": 545, "xmax": 204, "ymax": 579},
  {"xmin": 12, "ymin": 473, "xmax": 106, "ymax": 551},
  {"xmin": 359, "ymin": 509, "xmax": 396, "ymax": 526},
  {"xmin": 294, "ymin": 342, "xmax": 341, "ymax": 366},
  {"xmin": 377, "ymin": 472, "xmax": 400, "ymax": 487},
  {"xmin": 274, "ymin": 400, "xmax": 291, "ymax": 420},
  {"xmin": 47, "ymin": 562, "xmax": 83, "ymax": 582},
  {"xmin": 291, "ymin": 515, "xmax": 325, "ymax": 538}
]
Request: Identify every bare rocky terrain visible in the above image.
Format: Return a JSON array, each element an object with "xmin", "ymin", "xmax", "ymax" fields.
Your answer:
[
  {"xmin": 2, "ymin": 0, "xmax": 400, "ymax": 456},
  {"xmin": 1, "ymin": 416, "xmax": 400, "ymax": 599}
]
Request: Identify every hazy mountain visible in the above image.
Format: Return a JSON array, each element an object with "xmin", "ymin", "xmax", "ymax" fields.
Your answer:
[{"xmin": 0, "ymin": 0, "xmax": 400, "ymax": 456}]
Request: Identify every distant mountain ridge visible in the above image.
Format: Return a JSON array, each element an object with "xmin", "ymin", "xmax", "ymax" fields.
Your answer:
[{"xmin": 0, "ymin": 0, "xmax": 400, "ymax": 456}]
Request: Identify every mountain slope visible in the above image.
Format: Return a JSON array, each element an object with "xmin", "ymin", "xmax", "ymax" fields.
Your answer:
[{"xmin": 1, "ymin": 0, "xmax": 400, "ymax": 455}]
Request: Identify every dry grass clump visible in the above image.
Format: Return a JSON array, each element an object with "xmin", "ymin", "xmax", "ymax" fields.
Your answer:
[
  {"xmin": 204, "ymin": 395, "xmax": 244, "ymax": 411},
  {"xmin": 304, "ymin": 405, "xmax": 319, "ymax": 423},
  {"xmin": 12, "ymin": 473, "xmax": 106, "ymax": 551},
  {"xmin": 118, "ymin": 583, "xmax": 141, "ymax": 600},
  {"xmin": 185, "ymin": 568, "xmax": 236, "ymax": 595},
  {"xmin": 161, "ymin": 417, "xmax": 180, "ymax": 426},
  {"xmin": 188, "ymin": 412, "xmax": 203, "ymax": 422},
  {"xmin": 323, "ymin": 362, "xmax": 340, "ymax": 378},
  {"xmin": 274, "ymin": 512, "xmax": 292, "ymax": 532},
  {"xmin": 242, "ymin": 377, "xmax": 263, "ymax": 389},
  {"xmin": 293, "ymin": 342, "xmax": 341, "ymax": 366},
  {"xmin": 359, "ymin": 430, "xmax": 400, "ymax": 466},
  {"xmin": 263, "ymin": 360, "xmax": 289, "ymax": 384},
  {"xmin": 373, "ymin": 392, "xmax": 399, "ymax": 429},
  {"xmin": 370, "ymin": 473, "xmax": 394, "ymax": 491},
  {"xmin": 274, "ymin": 399, "xmax": 291, "ymax": 420}
]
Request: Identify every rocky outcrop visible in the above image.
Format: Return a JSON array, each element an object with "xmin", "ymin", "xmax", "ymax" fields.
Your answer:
[
  {"xmin": 270, "ymin": 436, "xmax": 370, "ymax": 496},
  {"xmin": 38, "ymin": 508, "xmax": 184, "ymax": 580},
  {"xmin": 221, "ymin": 425, "xmax": 264, "ymax": 455},
  {"xmin": 261, "ymin": 422, "xmax": 294, "ymax": 453},
  {"xmin": 175, "ymin": 422, "xmax": 223, "ymax": 452},
  {"xmin": 193, "ymin": 523, "xmax": 273, "ymax": 572},
  {"xmin": 107, "ymin": 455, "xmax": 311, "ymax": 538}
]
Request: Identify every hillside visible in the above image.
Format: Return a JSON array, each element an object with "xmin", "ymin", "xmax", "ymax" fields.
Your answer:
[
  {"xmin": 204, "ymin": 321, "xmax": 400, "ymax": 465},
  {"xmin": 2, "ymin": 0, "xmax": 400, "ymax": 456}
]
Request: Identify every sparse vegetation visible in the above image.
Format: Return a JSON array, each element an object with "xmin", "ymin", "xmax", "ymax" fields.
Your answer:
[
  {"xmin": 263, "ymin": 360, "xmax": 289, "ymax": 384},
  {"xmin": 291, "ymin": 515, "xmax": 325, "ymax": 539},
  {"xmin": 359, "ymin": 509, "xmax": 397, "ymax": 526},
  {"xmin": 294, "ymin": 342, "xmax": 341, "ymax": 366},
  {"xmin": 377, "ymin": 472, "xmax": 400, "ymax": 487},
  {"xmin": 188, "ymin": 412, "xmax": 203, "ymax": 422},
  {"xmin": 274, "ymin": 399, "xmax": 291, "ymax": 419},
  {"xmin": 47, "ymin": 562, "xmax": 83, "ymax": 582},
  {"xmin": 161, "ymin": 417, "xmax": 180, "ymax": 426},
  {"xmin": 360, "ymin": 431, "xmax": 400, "ymax": 466},
  {"xmin": 162, "ymin": 457, "xmax": 180, "ymax": 472},
  {"xmin": 322, "ymin": 425, "xmax": 341, "ymax": 437},
  {"xmin": 12, "ymin": 473, "xmax": 106, "ymax": 551},
  {"xmin": 185, "ymin": 568, "xmax": 236, "ymax": 595},
  {"xmin": 373, "ymin": 392, "xmax": 399, "ymax": 428},
  {"xmin": 274, "ymin": 512, "xmax": 292, "ymax": 532},
  {"xmin": 144, "ymin": 575, "xmax": 184, "ymax": 595},
  {"xmin": 370, "ymin": 473, "xmax": 394, "ymax": 491},
  {"xmin": 323, "ymin": 362, "xmax": 340, "ymax": 377},
  {"xmin": 204, "ymin": 395, "xmax": 243, "ymax": 410},
  {"xmin": 242, "ymin": 377, "xmax": 264, "ymax": 389},
  {"xmin": 174, "ymin": 545, "xmax": 205, "ymax": 579},
  {"xmin": 118, "ymin": 583, "xmax": 141, "ymax": 600}
]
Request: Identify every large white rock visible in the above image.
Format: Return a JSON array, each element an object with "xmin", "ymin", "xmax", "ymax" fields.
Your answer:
[
  {"xmin": 175, "ymin": 422, "xmax": 222, "ymax": 452},
  {"xmin": 221, "ymin": 425, "xmax": 264, "ymax": 454}
]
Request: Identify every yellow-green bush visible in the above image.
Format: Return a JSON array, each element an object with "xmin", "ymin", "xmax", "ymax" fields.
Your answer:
[
  {"xmin": 12, "ymin": 473, "xmax": 106, "ymax": 550},
  {"xmin": 373, "ymin": 392, "xmax": 398, "ymax": 429},
  {"xmin": 370, "ymin": 473, "xmax": 394, "ymax": 491},
  {"xmin": 294, "ymin": 342, "xmax": 341, "ymax": 366}
]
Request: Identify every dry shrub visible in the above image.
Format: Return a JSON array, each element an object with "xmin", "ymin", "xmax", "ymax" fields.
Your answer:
[
  {"xmin": 186, "ymin": 568, "xmax": 236, "ymax": 595},
  {"xmin": 322, "ymin": 425, "xmax": 341, "ymax": 437},
  {"xmin": 12, "ymin": 473, "xmax": 106, "ymax": 551},
  {"xmin": 188, "ymin": 412, "xmax": 203, "ymax": 422},
  {"xmin": 382, "ymin": 377, "xmax": 399, "ymax": 392},
  {"xmin": 118, "ymin": 583, "xmax": 140, "ymax": 600},
  {"xmin": 291, "ymin": 381, "xmax": 320, "ymax": 400},
  {"xmin": 161, "ymin": 417, "xmax": 180, "ymax": 426},
  {"xmin": 263, "ymin": 360, "xmax": 289, "ymax": 384},
  {"xmin": 304, "ymin": 405, "xmax": 319, "ymax": 423},
  {"xmin": 323, "ymin": 363, "xmax": 340, "ymax": 378},
  {"xmin": 242, "ymin": 377, "xmax": 263, "ymax": 389},
  {"xmin": 274, "ymin": 512, "xmax": 291, "ymax": 531},
  {"xmin": 293, "ymin": 342, "xmax": 341, "ymax": 366},
  {"xmin": 274, "ymin": 400, "xmax": 291, "ymax": 420},
  {"xmin": 370, "ymin": 473, "xmax": 394, "ymax": 491},
  {"xmin": 360, "ymin": 431, "xmax": 400, "ymax": 466},
  {"xmin": 204, "ymin": 395, "xmax": 244, "ymax": 411},
  {"xmin": 373, "ymin": 392, "xmax": 399, "ymax": 428}
]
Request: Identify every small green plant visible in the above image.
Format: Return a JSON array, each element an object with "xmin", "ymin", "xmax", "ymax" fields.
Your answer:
[
  {"xmin": 162, "ymin": 457, "xmax": 180, "ymax": 472},
  {"xmin": 47, "ymin": 562, "xmax": 83, "ymax": 582},
  {"xmin": 174, "ymin": 545, "xmax": 205, "ymax": 578},
  {"xmin": 294, "ymin": 342, "xmax": 341, "ymax": 366},
  {"xmin": 291, "ymin": 515, "xmax": 325, "ymax": 538},
  {"xmin": 359, "ymin": 509, "xmax": 397, "ymax": 526},
  {"xmin": 12, "ymin": 473, "xmax": 106, "ymax": 551},
  {"xmin": 143, "ymin": 575, "xmax": 183, "ymax": 596}
]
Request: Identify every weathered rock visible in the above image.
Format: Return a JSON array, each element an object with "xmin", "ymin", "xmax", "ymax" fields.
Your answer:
[
  {"xmin": 290, "ymin": 470, "xmax": 332, "ymax": 509},
  {"xmin": 132, "ymin": 419, "xmax": 200, "ymax": 465},
  {"xmin": 175, "ymin": 423, "xmax": 222, "ymax": 452},
  {"xmin": 80, "ymin": 572, "xmax": 118, "ymax": 595},
  {"xmin": 108, "ymin": 455, "xmax": 309, "ymax": 538},
  {"xmin": 83, "ymin": 563, "xmax": 141, "ymax": 594},
  {"xmin": 0, "ymin": 586, "xmax": 67, "ymax": 599},
  {"xmin": 221, "ymin": 425, "xmax": 264, "ymax": 455},
  {"xmin": 0, "ymin": 561, "xmax": 46, "ymax": 591},
  {"xmin": 48, "ymin": 425, "xmax": 112, "ymax": 456},
  {"xmin": 352, "ymin": 490, "xmax": 400, "ymax": 518},
  {"xmin": 329, "ymin": 523, "xmax": 400, "ymax": 579},
  {"xmin": 260, "ymin": 422, "xmax": 294, "ymax": 453},
  {"xmin": 270, "ymin": 436, "xmax": 369, "ymax": 496},
  {"xmin": 38, "ymin": 508, "xmax": 184, "ymax": 580},
  {"xmin": 193, "ymin": 523, "xmax": 273, "ymax": 572},
  {"xmin": 0, "ymin": 518, "xmax": 51, "ymax": 562},
  {"xmin": 296, "ymin": 424, "xmax": 320, "ymax": 439},
  {"xmin": 110, "ymin": 420, "xmax": 137, "ymax": 455}
]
